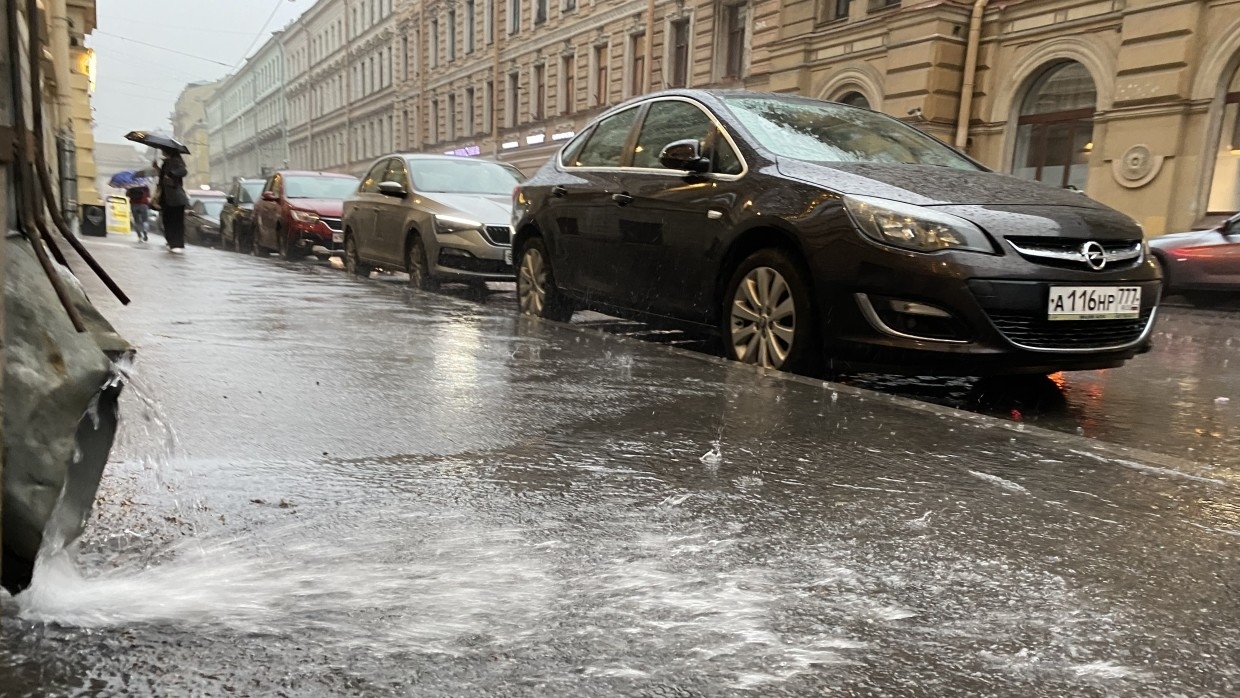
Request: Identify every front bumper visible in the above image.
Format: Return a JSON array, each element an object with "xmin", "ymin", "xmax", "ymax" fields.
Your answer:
[
  {"xmin": 291, "ymin": 220, "xmax": 344, "ymax": 256},
  {"xmin": 431, "ymin": 225, "xmax": 514, "ymax": 281},
  {"xmin": 811, "ymin": 239, "xmax": 1163, "ymax": 375}
]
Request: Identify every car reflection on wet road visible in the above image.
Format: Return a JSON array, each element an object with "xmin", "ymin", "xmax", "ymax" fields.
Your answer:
[{"xmin": 1, "ymin": 240, "xmax": 1237, "ymax": 697}]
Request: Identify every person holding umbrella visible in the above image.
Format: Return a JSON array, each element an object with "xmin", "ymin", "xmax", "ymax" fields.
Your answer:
[{"xmin": 126, "ymin": 131, "xmax": 191, "ymax": 253}]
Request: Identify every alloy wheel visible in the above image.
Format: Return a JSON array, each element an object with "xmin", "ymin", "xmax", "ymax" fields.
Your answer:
[
  {"xmin": 729, "ymin": 266, "xmax": 797, "ymax": 369},
  {"xmin": 518, "ymin": 246, "xmax": 548, "ymax": 316},
  {"xmin": 345, "ymin": 235, "xmax": 358, "ymax": 275}
]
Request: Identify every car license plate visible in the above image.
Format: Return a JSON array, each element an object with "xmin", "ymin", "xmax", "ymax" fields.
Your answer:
[
  {"xmin": 504, "ymin": 248, "xmax": 513, "ymax": 266},
  {"xmin": 332, "ymin": 232, "xmax": 343, "ymax": 243},
  {"xmin": 1047, "ymin": 286, "xmax": 1141, "ymax": 321}
]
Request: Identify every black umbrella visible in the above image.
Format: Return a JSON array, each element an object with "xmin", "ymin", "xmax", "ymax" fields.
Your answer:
[{"xmin": 125, "ymin": 130, "xmax": 190, "ymax": 154}]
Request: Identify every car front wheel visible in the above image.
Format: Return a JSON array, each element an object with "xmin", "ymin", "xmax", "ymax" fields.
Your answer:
[
  {"xmin": 406, "ymin": 234, "xmax": 439, "ymax": 291},
  {"xmin": 516, "ymin": 237, "xmax": 573, "ymax": 322},
  {"xmin": 722, "ymin": 248, "xmax": 817, "ymax": 373}
]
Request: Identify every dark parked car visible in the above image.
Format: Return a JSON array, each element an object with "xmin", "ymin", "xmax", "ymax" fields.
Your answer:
[
  {"xmin": 184, "ymin": 190, "xmax": 228, "ymax": 246},
  {"xmin": 343, "ymin": 155, "xmax": 524, "ymax": 288},
  {"xmin": 1149, "ymin": 213, "xmax": 1240, "ymax": 299},
  {"xmin": 253, "ymin": 170, "xmax": 359, "ymax": 260},
  {"xmin": 511, "ymin": 89, "xmax": 1162, "ymax": 376},
  {"xmin": 221, "ymin": 177, "xmax": 266, "ymax": 253}
]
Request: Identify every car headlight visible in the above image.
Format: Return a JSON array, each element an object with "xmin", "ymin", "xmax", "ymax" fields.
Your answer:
[
  {"xmin": 290, "ymin": 209, "xmax": 320, "ymax": 223},
  {"xmin": 843, "ymin": 195, "xmax": 995, "ymax": 254},
  {"xmin": 433, "ymin": 214, "xmax": 483, "ymax": 234}
]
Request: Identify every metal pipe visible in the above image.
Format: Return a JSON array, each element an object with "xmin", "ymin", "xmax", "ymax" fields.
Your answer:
[
  {"xmin": 954, "ymin": 0, "xmax": 989, "ymax": 149},
  {"xmin": 48, "ymin": 0, "xmax": 72, "ymax": 123}
]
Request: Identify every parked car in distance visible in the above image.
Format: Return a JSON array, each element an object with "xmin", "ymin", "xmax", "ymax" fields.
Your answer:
[
  {"xmin": 512, "ymin": 89, "xmax": 1162, "ymax": 376},
  {"xmin": 184, "ymin": 190, "xmax": 229, "ymax": 246},
  {"xmin": 252, "ymin": 170, "xmax": 359, "ymax": 260},
  {"xmin": 221, "ymin": 178, "xmax": 266, "ymax": 253},
  {"xmin": 1149, "ymin": 213, "xmax": 1240, "ymax": 300},
  {"xmin": 342, "ymin": 155, "xmax": 524, "ymax": 288}
]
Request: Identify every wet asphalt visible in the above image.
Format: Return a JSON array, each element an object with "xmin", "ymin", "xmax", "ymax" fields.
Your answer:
[{"xmin": 1, "ymin": 235, "xmax": 1238, "ymax": 697}]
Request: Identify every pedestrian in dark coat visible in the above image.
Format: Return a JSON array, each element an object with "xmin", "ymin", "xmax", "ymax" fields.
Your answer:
[{"xmin": 156, "ymin": 151, "xmax": 189, "ymax": 252}]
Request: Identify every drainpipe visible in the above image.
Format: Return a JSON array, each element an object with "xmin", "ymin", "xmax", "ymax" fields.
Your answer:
[
  {"xmin": 954, "ymin": 0, "xmax": 989, "ymax": 149},
  {"xmin": 48, "ymin": 0, "xmax": 72, "ymax": 127}
]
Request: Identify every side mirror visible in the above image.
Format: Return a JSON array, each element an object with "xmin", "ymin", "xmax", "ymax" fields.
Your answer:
[
  {"xmin": 226, "ymin": 195, "xmax": 236, "ymax": 204},
  {"xmin": 658, "ymin": 139, "xmax": 711, "ymax": 174},
  {"xmin": 261, "ymin": 191, "xmax": 278, "ymax": 202},
  {"xmin": 378, "ymin": 180, "xmax": 408, "ymax": 198}
]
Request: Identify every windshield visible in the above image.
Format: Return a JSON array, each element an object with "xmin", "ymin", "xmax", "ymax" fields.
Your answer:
[
  {"xmin": 240, "ymin": 181, "xmax": 264, "ymax": 203},
  {"xmin": 284, "ymin": 176, "xmax": 359, "ymax": 199},
  {"xmin": 408, "ymin": 159, "xmax": 524, "ymax": 195},
  {"xmin": 724, "ymin": 96, "xmax": 978, "ymax": 170},
  {"xmin": 201, "ymin": 200, "xmax": 225, "ymax": 218}
]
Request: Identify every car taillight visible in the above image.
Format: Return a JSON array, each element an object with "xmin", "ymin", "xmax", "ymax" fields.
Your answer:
[{"xmin": 512, "ymin": 185, "xmax": 523, "ymax": 206}]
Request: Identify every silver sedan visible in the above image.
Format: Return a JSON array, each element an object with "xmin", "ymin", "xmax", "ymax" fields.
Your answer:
[{"xmin": 342, "ymin": 154, "xmax": 524, "ymax": 289}]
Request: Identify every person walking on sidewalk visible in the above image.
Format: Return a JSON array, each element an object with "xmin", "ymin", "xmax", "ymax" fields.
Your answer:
[
  {"xmin": 127, "ymin": 184, "xmax": 151, "ymax": 242},
  {"xmin": 155, "ymin": 151, "xmax": 189, "ymax": 252}
]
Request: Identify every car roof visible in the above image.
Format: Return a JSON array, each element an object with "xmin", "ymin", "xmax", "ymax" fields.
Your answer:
[
  {"xmin": 392, "ymin": 153, "xmax": 513, "ymax": 165},
  {"xmin": 275, "ymin": 170, "xmax": 358, "ymax": 178}
]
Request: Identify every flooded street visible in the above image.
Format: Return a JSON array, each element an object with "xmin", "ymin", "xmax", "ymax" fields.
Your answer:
[{"xmin": 2, "ymin": 239, "xmax": 1238, "ymax": 697}]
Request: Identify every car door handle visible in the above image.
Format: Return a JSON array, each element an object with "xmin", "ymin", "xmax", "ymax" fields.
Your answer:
[
  {"xmin": 612, "ymin": 193, "xmax": 633, "ymax": 206},
  {"xmin": 551, "ymin": 185, "xmax": 567, "ymax": 198}
]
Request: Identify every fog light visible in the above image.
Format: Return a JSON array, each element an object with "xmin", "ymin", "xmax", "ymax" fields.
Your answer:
[
  {"xmin": 888, "ymin": 299, "xmax": 952, "ymax": 318},
  {"xmin": 856, "ymin": 293, "xmax": 969, "ymax": 343},
  {"xmin": 439, "ymin": 247, "xmax": 473, "ymax": 258}
]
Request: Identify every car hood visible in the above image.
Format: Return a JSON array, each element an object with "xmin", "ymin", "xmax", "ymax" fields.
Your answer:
[
  {"xmin": 422, "ymin": 192, "xmax": 513, "ymax": 225},
  {"xmin": 287, "ymin": 198, "xmax": 344, "ymax": 216},
  {"xmin": 1149, "ymin": 229, "xmax": 1226, "ymax": 250},
  {"xmin": 776, "ymin": 158, "xmax": 1108, "ymax": 209}
]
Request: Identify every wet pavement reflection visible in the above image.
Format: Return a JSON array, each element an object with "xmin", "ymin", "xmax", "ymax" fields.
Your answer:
[{"xmin": 1, "ymin": 240, "xmax": 1237, "ymax": 697}]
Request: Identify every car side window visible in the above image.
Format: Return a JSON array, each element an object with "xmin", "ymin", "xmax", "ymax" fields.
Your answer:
[
  {"xmin": 384, "ymin": 159, "xmax": 410, "ymax": 188},
  {"xmin": 191, "ymin": 200, "xmax": 204, "ymax": 214},
  {"xmin": 633, "ymin": 100, "xmax": 742, "ymax": 175},
  {"xmin": 237, "ymin": 183, "xmax": 252, "ymax": 204},
  {"xmin": 573, "ymin": 107, "xmax": 640, "ymax": 168},
  {"xmin": 361, "ymin": 161, "xmax": 387, "ymax": 193},
  {"xmin": 1225, "ymin": 216, "xmax": 1240, "ymax": 236}
]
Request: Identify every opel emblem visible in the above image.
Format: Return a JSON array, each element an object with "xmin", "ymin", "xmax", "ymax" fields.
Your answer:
[{"xmin": 1081, "ymin": 240, "xmax": 1106, "ymax": 270}]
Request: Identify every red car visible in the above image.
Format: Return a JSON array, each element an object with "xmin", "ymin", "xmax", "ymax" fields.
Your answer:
[{"xmin": 252, "ymin": 170, "xmax": 360, "ymax": 260}]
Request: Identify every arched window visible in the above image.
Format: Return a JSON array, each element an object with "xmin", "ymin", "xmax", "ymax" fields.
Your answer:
[
  {"xmin": 1207, "ymin": 69, "xmax": 1240, "ymax": 213},
  {"xmin": 1012, "ymin": 61, "xmax": 1096, "ymax": 191},
  {"xmin": 836, "ymin": 91, "xmax": 870, "ymax": 109}
]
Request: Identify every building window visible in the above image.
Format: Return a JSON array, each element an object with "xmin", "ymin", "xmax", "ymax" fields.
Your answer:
[
  {"xmin": 535, "ymin": 0, "xmax": 548, "ymax": 25},
  {"xmin": 867, "ymin": 0, "xmax": 900, "ymax": 11},
  {"xmin": 402, "ymin": 35, "xmax": 408, "ymax": 80},
  {"xmin": 593, "ymin": 44, "xmax": 609, "ymax": 106},
  {"xmin": 564, "ymin": 0, "xmax": 577, "ymax": 11},
  {"xmin": 448, "ymin": 10, "xmax": 457, "ymax": 61},
  {"xmin": 465, "ymin": 0, "xmax": 476, "ymax": 53},
  {"xmin": 628, "ymin": 34, "xmax": 645, "ymax": 97},
  {"xmin": 448, "ymin": 93, "xmax": 457, "ymax": 141},
  {"xmin": 431, "ymin": 99, "xmax": 439, "ymax": 143},
  {"xmin": 506, "ymin": 71, "xmax": 519, "ymax": 127},
  {"xmin": 509, "ymin": 0, "xmax": 520, "ymax": 34},
  {"xmin": 466, "ymin": 86, "xmax": 476, "ymax": 135},
  {"xmin": 484, "ymin": 80, "xmax": 494, "ymax": 133},
  {"xmin": 1207, "ymin": 70, "xmax": 1240, "ymax": 213},
  {"xmin": 533, "ymin": 62, "xmax": 546, "ymax": 120},
  {"xmin": 827, "ymin": 0, "xmax": 850, "ymax": 20},
  {"xmin": 560, "ymin": 54, "xmax": 576, "ymax": 115},
  {"xmin": 722, "ymin": 3, "xmax": 746, "ymax": 80},
  {"xmin": 669, "ymin": 19, "xmax": 690, "ymax": 88},
  {"xmin": 430, "ymin": 19, "xmax": 439, "ymax": 68},
  {"xmin": 837, "ymin": 91, "xmax": 870, "ymax": 109},
  {"xmin": 485, "ymin": 0, "xmax": 495, "ymax": 44},
  {"xmin": 1012, "ymin": 61, "xmax": 1097, "ymax": 192}
]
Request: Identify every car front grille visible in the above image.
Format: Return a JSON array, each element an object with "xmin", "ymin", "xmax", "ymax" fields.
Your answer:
[
  {"xmin": 484, "ymin": 225, "xmax": 512, "ymax": 245},
  {"xmin": 1005, "ymin": 237, "xmax": 1143, "ymax": 271},
  {"xmin": 320, "ymin": 217, "xmax": 343, "ymax": 232},
  {"xmin": 987, "ymin": 308, "xmax": 1155, "ymax": 351}
]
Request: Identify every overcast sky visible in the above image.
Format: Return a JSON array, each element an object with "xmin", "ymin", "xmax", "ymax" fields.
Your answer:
[{"xmin": 89, "ymin": 0, "xmax": 318, "ymax": 145}]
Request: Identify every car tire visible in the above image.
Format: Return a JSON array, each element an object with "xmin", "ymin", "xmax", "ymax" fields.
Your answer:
[
  {"xmin": 345, "ymin": 231, "xmax": 373, "ymax": 278},
  {"xmin": 516, "ymin": 237, "xmax": 573, "ymax": 322},
  {"xmin": 278, "ymin": 227, "xmax": 303, "ymax": 261},
  {"xmin": 406, "ymin": 234, "xmax": 439, "ymax": 291},
  {"xmin": 721, "ymin": 248, "xmax": 818, "ymax": 373}
]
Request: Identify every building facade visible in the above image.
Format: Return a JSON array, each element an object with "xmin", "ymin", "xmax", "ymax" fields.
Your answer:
[
  {"xmin": 207, "ymin": 33, "xmax": 288, "ymax": 186},
  {"xmin": 198, "ymin": 0, "xmax": 1240, "ymax": 236},
  {"xmin": 172, "ymin": 80, "xmax": 222, "ymax": 190},
  {"xmin": 284, "ymin": 0, "xmax": 398, "ymax": 176}
]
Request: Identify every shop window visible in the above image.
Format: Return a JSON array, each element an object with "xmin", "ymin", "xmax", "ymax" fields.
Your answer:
[
  {"xmin": 1207, "ymin": 70, "xmax": 1240, "ymax": 214},
  {"xmin": 1011, "ymin": 61, "xmax": 1096, "ymax": 192}
]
